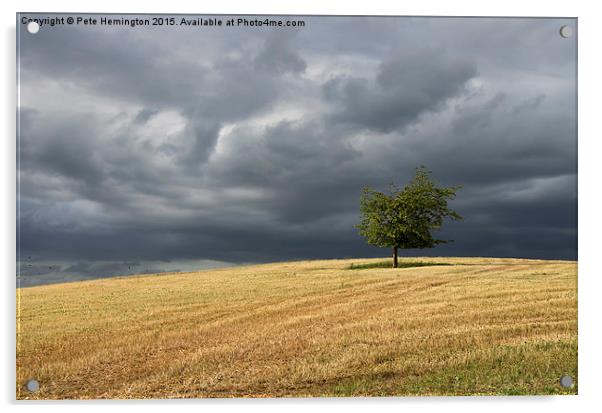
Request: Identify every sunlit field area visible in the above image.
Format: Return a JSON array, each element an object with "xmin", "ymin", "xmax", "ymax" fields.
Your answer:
[{"xmin": 16, "ymin": 257, "xmax": 577, "ymax": 399}]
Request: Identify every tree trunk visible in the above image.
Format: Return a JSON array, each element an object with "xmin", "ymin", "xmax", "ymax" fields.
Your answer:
[{"xmin": 392, "ymin": 246, "xmax": 398, "ymax": 268}]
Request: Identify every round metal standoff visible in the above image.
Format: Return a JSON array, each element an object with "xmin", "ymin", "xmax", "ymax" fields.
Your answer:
[
  {"xmin": 559, "ymin": 375, "xmax": 573, "ymax": 388},
  {"xmin": 27, "ymin": 21, "xmax": 40, "ymax": 34},
  {"xmin": 25, "ymin": 379, "xmax": 39, "ymax": 392},
  {"xmin": 559, "ymin": 25, "xmax": 573, "ymax": 38}
]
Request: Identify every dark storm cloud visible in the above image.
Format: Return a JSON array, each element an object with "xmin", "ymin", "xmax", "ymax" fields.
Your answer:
[
  {"xmin": 178, "ymin": 120, "xmax": 222, "ymax": 167},
  {"xmin": 17, "ymin": 15, "xmax": 577, "ymax": 286},
  {"xmin": 208, "ymin": 120, "xmax": 363, "ymax": 223},
  {"xmin": 134, "ymin": 108, "xmax": 159, "ymax": 124},
  {"xmin": 21, "ymin": 113, "xmax": 106, "ymax": 187},
  {"xmin": 254, "ymin": 31, "xmax": 307, "ymax": 74},
  {"xmin": 323, "ymin": 48, "xmax": 478, "ymax": 132}
]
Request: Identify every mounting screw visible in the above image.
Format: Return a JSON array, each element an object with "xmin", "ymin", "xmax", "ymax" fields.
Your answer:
[
  {"xmin": 559, "ymin": 375, "xmax": 574, "ymax": 388},
  {"xmin": 25, "ymin": 379, "xmax": 39, "ymax": 392},
  {"xmin": 559, "ymin": 25, "xmax": 573, "ymax": 38},
  {"xmin": 26, "ymin": 21, "xmax": 39, "ymax": 34}
]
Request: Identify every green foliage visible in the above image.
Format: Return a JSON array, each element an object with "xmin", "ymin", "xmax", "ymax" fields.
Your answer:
[{"xmin": 356, "ymin": 166, "xmax": 462, "ymax": 251}]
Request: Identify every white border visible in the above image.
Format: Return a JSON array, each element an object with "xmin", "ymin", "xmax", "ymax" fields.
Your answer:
[{"xmin": 3, "ymin": 1, "xmax": 600, "ymax": 412}]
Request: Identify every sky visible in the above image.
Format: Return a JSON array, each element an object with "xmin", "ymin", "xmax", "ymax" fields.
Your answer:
[{"xmin": 17, "ymin": 15, "xmax": 577, "ymax": 286}]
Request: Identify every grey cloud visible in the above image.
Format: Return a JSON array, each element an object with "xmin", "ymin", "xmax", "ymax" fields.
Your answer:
[
  {"xmin": 17, "ymin": 15, "xmax": 577, "ymax": 286},
  {"xmin": 20, "ymin": 111, "xmax": 106, "ymax": 188},
  {"xmin": 512, "ymin": 94, "xmax": 546, "ymax": 114},
  {"xmin": 254, "ymin": 30, "xmax": 307, "ymax": 74},
  {"xmin": 323, "ymin": 48, "xmax": 477, "ymax": 132},
  {"xmin": 178, "ymin": 120, "xmax": 222, "ymax": 168},
  {"xmin": 134, "ymin": 108, "xmax": 159, "ymax": 124}
]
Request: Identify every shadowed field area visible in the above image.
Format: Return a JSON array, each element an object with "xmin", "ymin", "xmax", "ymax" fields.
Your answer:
[{"xmin": 16, "ymin": 257, "xmax": 577, "ymax": 399}]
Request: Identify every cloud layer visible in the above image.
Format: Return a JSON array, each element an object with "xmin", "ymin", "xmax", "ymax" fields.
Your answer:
[{"xmin": 17, "ymin": 15, "xmax": 577, "ymax": 286}]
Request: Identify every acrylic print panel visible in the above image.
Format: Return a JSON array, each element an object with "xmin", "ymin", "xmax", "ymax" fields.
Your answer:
[{"xmin": 16, "ymin": 14, "xmax": 577, "ymax": 399}]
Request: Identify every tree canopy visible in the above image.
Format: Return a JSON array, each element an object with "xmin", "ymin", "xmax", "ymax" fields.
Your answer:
[{"xmin": 356, "ymin": 166, "xmax": 462, "ymax": 267}]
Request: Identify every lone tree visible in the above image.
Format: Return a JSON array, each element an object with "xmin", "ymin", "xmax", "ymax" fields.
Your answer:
[{"xmin": 356, "ymin": 166, "xmax": 462, "ymax": 268}]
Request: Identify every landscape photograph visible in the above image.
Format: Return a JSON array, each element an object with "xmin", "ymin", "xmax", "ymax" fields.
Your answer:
[{"xmin": 16, "ymin": 14, "xmax": 577, "ymax": 399}]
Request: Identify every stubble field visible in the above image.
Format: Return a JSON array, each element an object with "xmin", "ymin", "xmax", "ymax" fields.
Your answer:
[{"xmin": 16, "ymin": 257, "xmax": 577, "ymax": 399}]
